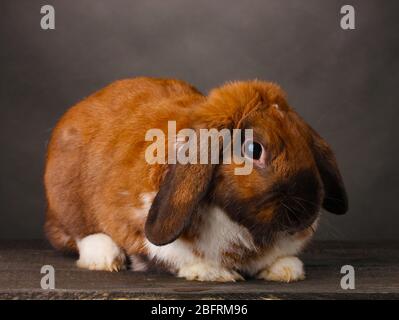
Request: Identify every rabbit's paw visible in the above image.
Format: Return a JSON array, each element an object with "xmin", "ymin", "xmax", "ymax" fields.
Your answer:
[
  {"xmin": 258, "ymin": 256, "xmax": 305, "ymax": 282},
  {"xmin": 76, "ymin": 233, "xmax": 126, "ymax": 272},
  {"xmin": 178, "ymin": 262, "xmax": 244, "ymax": 282}
]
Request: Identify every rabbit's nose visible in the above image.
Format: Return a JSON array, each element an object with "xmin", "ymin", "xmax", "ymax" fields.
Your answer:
[{"xmin": 271, "ymin": 170, "xmax": 323, "ymax": 232}]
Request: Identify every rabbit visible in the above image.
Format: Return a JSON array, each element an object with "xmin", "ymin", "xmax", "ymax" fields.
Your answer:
[{"xmin": 44, "ymin": 77, "xmax": 348, "ymax": 282}]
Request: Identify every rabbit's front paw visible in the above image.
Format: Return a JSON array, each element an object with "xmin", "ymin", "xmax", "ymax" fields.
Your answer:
[
  {"xmin": 258, "ymin": 256, "xmax": 305, "ymax": 282},
  {"xmin": 76, "ymin": 233, "xmax": 126, "ymax": 272},
  {"xmin": 178, "ymin": 262, "xmax": 244, "ymax": 282}
]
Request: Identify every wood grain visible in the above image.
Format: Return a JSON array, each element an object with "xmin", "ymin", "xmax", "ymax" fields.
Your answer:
[{"xmin": 0, "ymin": 241, "xmax": 398, "ymax": 299}]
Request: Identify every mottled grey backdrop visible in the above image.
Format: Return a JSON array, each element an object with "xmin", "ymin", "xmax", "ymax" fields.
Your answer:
[{"xmin": 1, "ymin": 0, "xmax": 398, "ymax": 240}]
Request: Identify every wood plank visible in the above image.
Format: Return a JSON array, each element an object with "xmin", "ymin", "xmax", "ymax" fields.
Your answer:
[{"xmin": 0, "ymin": 241, "xmax": 398, "ymax": 299}]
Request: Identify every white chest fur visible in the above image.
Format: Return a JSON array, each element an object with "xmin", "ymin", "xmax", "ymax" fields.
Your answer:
[
  {"xmin": 145, "ymin": 206, "xmax": 256, "ymax": 269},
  {"xmin": 144, "ymin": 205, "xmax": 316, "ymax": 280}
]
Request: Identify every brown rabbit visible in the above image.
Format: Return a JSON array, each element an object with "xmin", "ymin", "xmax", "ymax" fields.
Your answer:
[{"xmin": 44, "ymin": 77, "xmax": 347, "ymax": 282}]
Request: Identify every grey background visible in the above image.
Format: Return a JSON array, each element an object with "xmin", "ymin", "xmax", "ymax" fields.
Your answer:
[{"xmin": 1, "ymin": 0, "xmax": 398, "ymax": 240}]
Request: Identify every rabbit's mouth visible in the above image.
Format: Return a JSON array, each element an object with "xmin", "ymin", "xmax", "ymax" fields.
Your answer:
[
  {"xmin": 269, "ymin": 170, "xmax": 323, "ymax": 234},
  {"xmin": 211, "ymin": 169, "xmax": 323, "ymax": 246},
  {"xmin": 272, "ymin": 203, "xmax": 319, "ymax": 234}
]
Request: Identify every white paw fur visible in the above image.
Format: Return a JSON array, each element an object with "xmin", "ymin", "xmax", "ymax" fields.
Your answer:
[
  {"xmin": 178, "ymin": 262, "xmax": 244, "ymax": 282},
  {"xmin": 76, "ymin": 233, "xmax": 126, "ymax": 272},
  {"xmin": 258, "ymin": 256, "xmax": 305, "ymax": 282}
]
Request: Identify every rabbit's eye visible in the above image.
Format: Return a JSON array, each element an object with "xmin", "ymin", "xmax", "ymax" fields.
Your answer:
[{"xmin": 242, "ymin": 140, "xmax": 264, "ymax": 161}]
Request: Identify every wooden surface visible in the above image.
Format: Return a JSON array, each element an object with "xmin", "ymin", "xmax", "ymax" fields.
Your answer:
[{"xmin": 0, "ymin": 241, "xmax": 398, "ymax": 299}]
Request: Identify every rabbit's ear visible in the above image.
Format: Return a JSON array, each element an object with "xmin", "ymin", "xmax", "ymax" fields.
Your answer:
[
  {"xmin": 310, "ymin": 130, "xmax": 348, "ymax": 215},
  {"xmin": 145, "ymin": 161, "xmax": 215, "ymax": 245},
  {"xmin": 145, "ymin": 125, "xmax": 220, "ymax": 246}
]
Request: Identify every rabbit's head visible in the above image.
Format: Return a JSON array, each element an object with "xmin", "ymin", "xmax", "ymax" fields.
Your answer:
[{"xmin": 145, "ymin": 81, "xmax": 348, "ymax": 246}]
